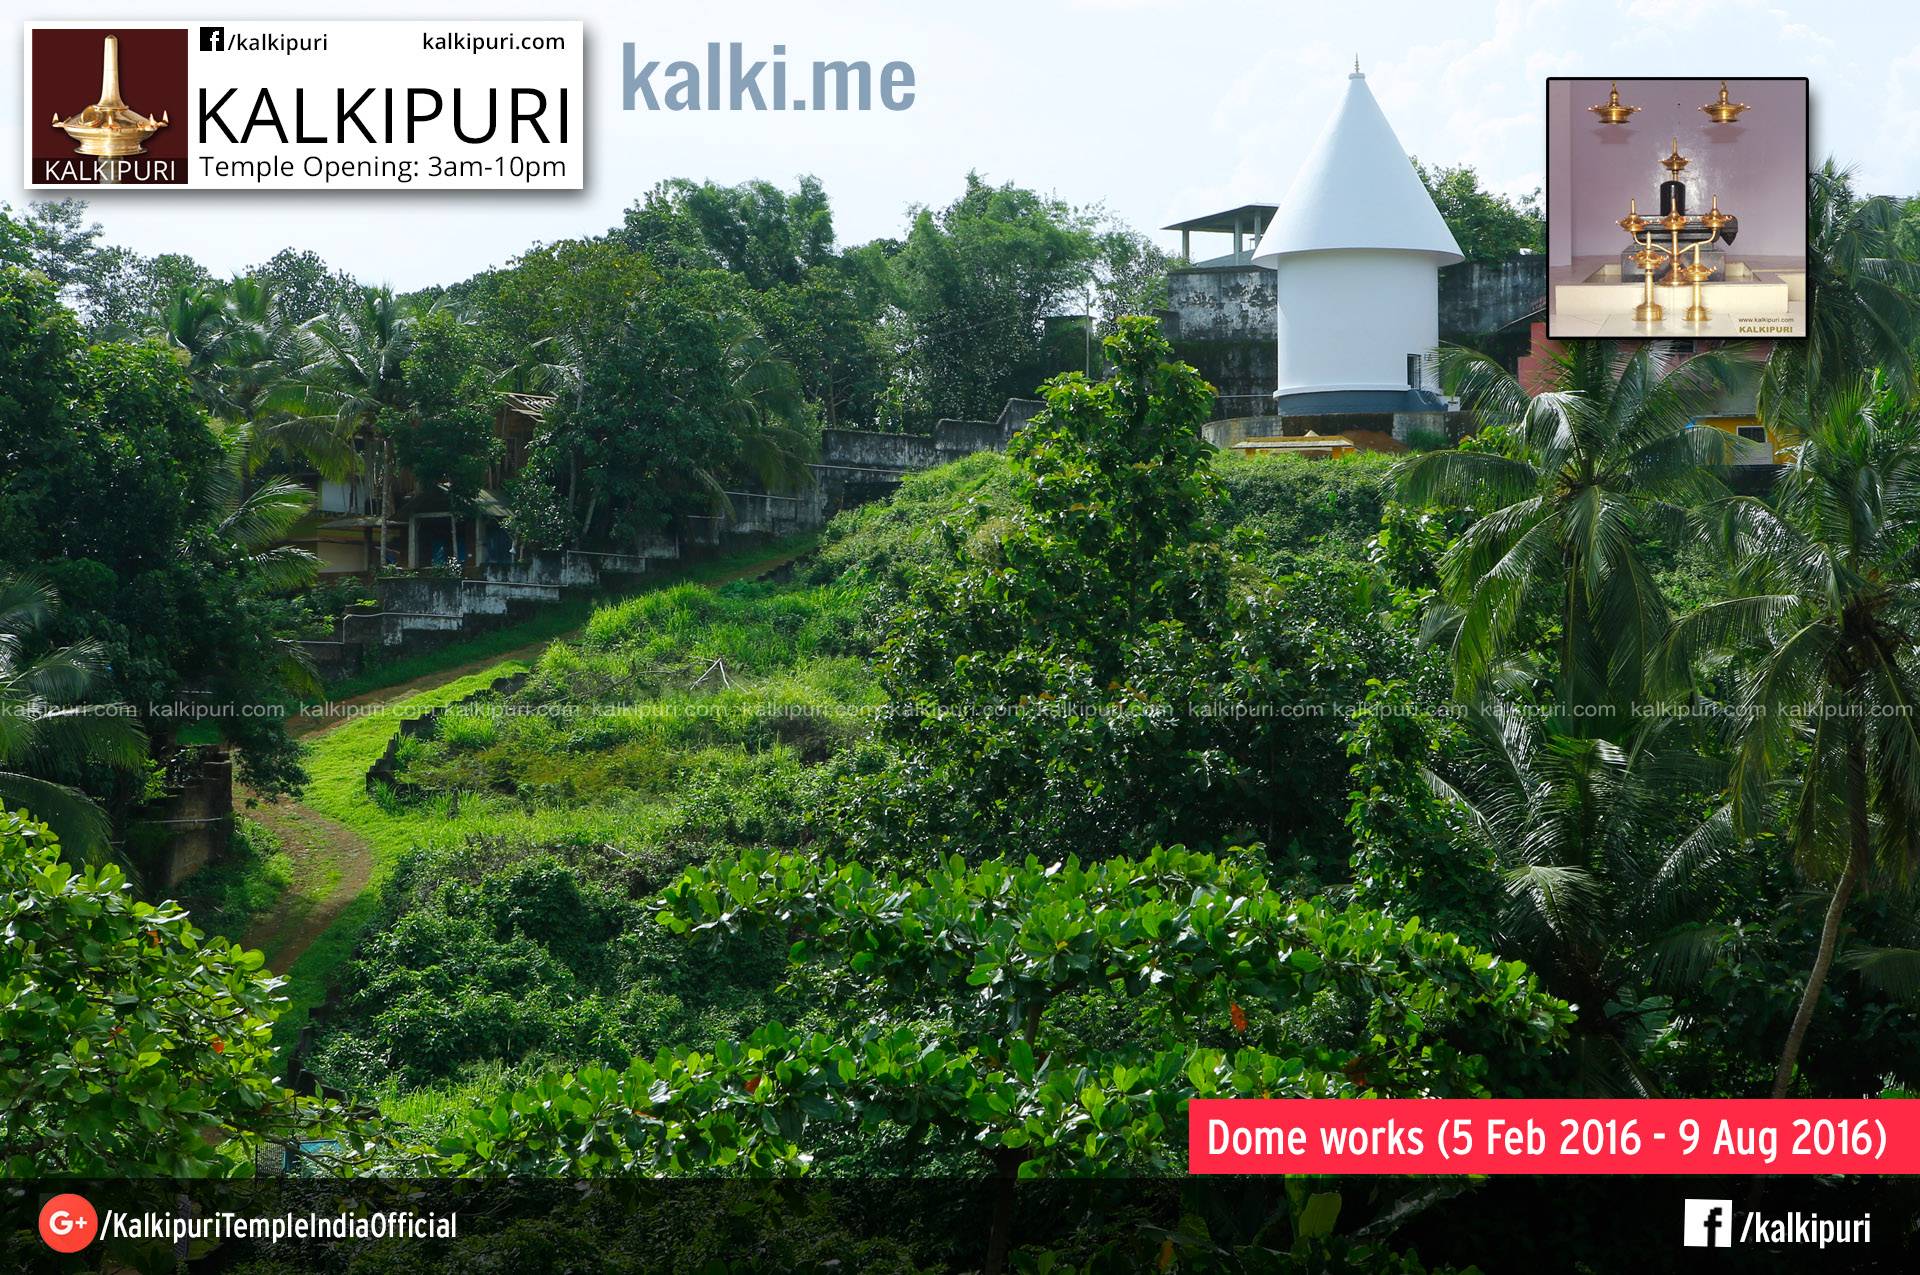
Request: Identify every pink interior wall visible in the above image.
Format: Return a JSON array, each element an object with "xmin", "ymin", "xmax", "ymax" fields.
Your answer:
[
  {"xmin": 1547, "ymin": 81, "xmax": 1572, "ymax": 267},
  {"xmin": 1548, "ymin": 79, "xmax": 1807, "ymax": 261}
]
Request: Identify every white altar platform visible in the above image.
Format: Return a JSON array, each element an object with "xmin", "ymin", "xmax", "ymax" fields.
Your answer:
[{"xmin": 1547, "ymin": 254, "xmax": 1806, "ymax": 339}]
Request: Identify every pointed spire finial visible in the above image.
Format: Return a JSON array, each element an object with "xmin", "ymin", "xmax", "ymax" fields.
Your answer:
[
  {"xmin": 100, "ymin": 35, "xmax": 125, "ymax": 110},
  {"xmin": 1350, "ymin": 54, "xmax": 1364, "ymax": 80}
]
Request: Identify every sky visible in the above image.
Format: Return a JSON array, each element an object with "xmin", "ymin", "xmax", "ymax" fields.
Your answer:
[{"xmin": 1, "ymin": 0, "xmax": 1909, "ymax": 290}]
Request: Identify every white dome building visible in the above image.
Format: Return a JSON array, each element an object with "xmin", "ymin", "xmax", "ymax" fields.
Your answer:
[{"xmin": 1251, "ymin": 64, "xmax": 1463, "ymax": 414}]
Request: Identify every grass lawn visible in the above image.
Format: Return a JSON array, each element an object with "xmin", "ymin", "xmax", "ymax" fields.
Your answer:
[
  {"xmin": 319, "ymin": 534, "xmax": 820, "ymax": 703},
  {"xmin": 173, "ymin": 815, "xmax": 294, "ymax": 944}
]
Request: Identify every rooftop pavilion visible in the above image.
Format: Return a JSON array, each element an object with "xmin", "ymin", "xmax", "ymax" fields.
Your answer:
[{"xmin": 1164, "ymin": 204, "xmax": 1279, "ymax": 267}]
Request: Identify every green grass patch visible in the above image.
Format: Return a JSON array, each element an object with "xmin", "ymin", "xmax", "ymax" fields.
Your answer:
[
  {"xmin": 319, "ymin": 533, "xmax": 820, "ymax": 702},
  {"xmin": 174, "ymin": 815, "xmax": 292, "ymax": 943}
]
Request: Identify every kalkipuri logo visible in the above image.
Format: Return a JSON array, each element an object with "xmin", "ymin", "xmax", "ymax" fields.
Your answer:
[
  {"xmin": 30, "ymin": 27, "xmax": 188, "ymax": 185},
  {"xmin": 622, "ymin": 42, "xmax": 916, "ymax": 112},
  {"xmin": 1683, "ymin": 1198, "xmax": 1873, "ymax": 1250}
]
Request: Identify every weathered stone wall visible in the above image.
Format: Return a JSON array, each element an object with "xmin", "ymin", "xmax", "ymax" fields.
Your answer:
[
  {"xmin": 684, "ymin": 490, "xmax": 829, "ymax": 544},
  {"xmin": 1157, "ymin": 255, "xmax": 1543, "ymax": 396},
  {"xmin": 934, "ymin": 419, "xmax": 1009, "ymax": 462},
  {"xmin": 819, "ymin": 429, "xmax": 938, "ymax": 471},
  {"xmin": 1162, "ymin": 264, "xmax": 1276, "ymax": 342},
  {"xmin": 134, "ymin": 748, "xmax": 234, "ymax": 887},
  {"xmin": 996, "ymin": 399, "xmax": 1045, "ymax": 431},
  {"xmin": 814, "ymin": 410, "xmax": 1035, "ymax": 508},
  {"xmin": 1438, "ymin": 256, "xmax": 1547, "ymax": 341},
  {"xmin": 1170, "ymin": 338, "xmax": 1279, "ymax": 402}
]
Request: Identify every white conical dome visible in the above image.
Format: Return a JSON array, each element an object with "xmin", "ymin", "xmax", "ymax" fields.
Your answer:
[{"xmin": 1252, "ymin": 68, "xmax": 1462, "ymax": 265}]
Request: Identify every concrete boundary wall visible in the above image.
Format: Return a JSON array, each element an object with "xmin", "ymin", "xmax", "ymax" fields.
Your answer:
[{"xmin": 298, "ymin": 490, "xmax": 828, "ymax": 677}]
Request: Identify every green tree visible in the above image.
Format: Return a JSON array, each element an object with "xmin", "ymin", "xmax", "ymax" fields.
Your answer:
[
  {"xmin": 1661, "ymin": 379, "xmax": 1920, "ymax": 1096},
  {"xmin": 1413, "ymin": 161, "xmax": 1543, "ymax": 262},
  {"xmin": 0, "ymin": 264, "xmax": 316, "ymax": 806},
  {"xmin": 1761, "ymin": 161, "xmax": 1920, "ymax": 429},
  {"xmin": 885, "ymin": 173, "xmax": 1100, "ymax": 426},
  {"xmin": 0, "ymin": 204, "xmax": 29, "ymax": 267},
  {"xmin": 388, "ymin": 310, "xmax": 502, "ymax": 563},
  {"xmin": 1397, "ymin": 341, "xmax": 1734, "ymax": 731},
  {"xmin": 87, "ymin": 248, "xmax": 213, "ymax": 339},
  {"xmin": 617, "ymin": 176, "xmax": 836, "ymax": 291},
  {"xmin": 0, "ymin": 811, "xmax": 335, "ymax": 1175},
  {"xmin": 870, "ymin": 317, "xmax": 1327, "ymax": 863},
  {"xmin": 1092, "ymin": 225, "xmax": 1173, "ymax": 336},
  {"xmin": 12, "ymin": 199, "xmax": 106, "ymax": 304},
  {"xmin": 483, "ymin": 240, "xmax": 813, "ymax": 549},
  {"xmin": 746, "ymin": 264, "xmax": 893, "ymax": 427},
  {"xmin": 148, "ymin": 276, "xmax": 348, "ymax": 480},
  {"xmin": 299, "ymin": 287, "xmax": 415, "ymax": 566},
  {"xmin": 613, "ymin": 177, "xmax": 892, "ymax": 426},
  {"xmin": 0, "ymin": 577, "xmax": 147, "ymax": 855},
  {"xmin": 249, "ymin": 247, "xmax": 361, "ymax": 325},
  {"xmin": 1424, "ymin": 697, "xmax": 1734, "ymax": 1095}
]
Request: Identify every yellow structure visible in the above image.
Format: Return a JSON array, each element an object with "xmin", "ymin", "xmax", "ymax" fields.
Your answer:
[
  {"xmin": 1697, "ymin": 416, "xmax": 1792, "ymax": 465},
  {"xmin": 1231, "ymin": 431, "xmax": 1364, "ymax": 460}
]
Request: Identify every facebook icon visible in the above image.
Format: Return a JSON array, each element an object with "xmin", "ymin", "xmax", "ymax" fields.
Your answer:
[
  {"xmin": 199, "ymin": 26, "xmax": 224, "ymax": 51},
  {"xmin": 1684, "ymin": 1199, "xmax": 1735, "ymax": 1248}
]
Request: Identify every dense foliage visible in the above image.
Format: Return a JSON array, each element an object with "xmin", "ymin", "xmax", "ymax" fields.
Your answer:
[
  {"xmin": 10, "ymin": 154, "xmax": 1920, "ymax": 1270},
  {"xmin": 0, "ymin": 812, "xmax": 330, "ymax": 1175},
  {"xmin": 1412, "ymin": 161, "xmax": 1543, "ymax": 262},
  {"xmin": 0, "ymin": 265, "xmax": 319, "ymax": 837}
]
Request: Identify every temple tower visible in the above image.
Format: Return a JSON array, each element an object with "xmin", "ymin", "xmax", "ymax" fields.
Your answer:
[{"xmin": 1251, "ymin": 63, "xmax": 1462, "ymax": 412}]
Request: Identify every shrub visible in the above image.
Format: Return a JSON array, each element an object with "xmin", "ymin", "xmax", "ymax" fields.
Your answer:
[{"xmin": 174, "ymin": 814, "xmax": 294, "ymax": 942}]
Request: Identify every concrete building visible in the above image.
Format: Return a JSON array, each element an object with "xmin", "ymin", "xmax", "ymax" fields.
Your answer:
[{"xmin": 292, "ymin": 393, "xmax": 550, "ymax": 576}]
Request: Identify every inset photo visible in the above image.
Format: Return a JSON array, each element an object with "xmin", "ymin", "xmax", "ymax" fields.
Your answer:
[{"xmin": 1546, "ymin": 77, "xmax": 1808, "ymax": 339}]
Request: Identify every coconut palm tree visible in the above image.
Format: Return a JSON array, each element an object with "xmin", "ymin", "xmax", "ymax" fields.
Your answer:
[
  {"xmin": 1661, "ymin": 378, "xmax": 1920, "ymax": 1096},
  {"xmin": 710, "ymin": 314, "xmax": 817, "ymax": 499},
  {"xmin": 199, "ymin": 434, "xmax": 326, "ymax": 700},
  {"xmin": 0, "ymin": 576, "xmax": 147, "ymax": 857},
  {"xmin": 152, "ymin": 278, "xmax": 352, "ymax": 481},
  {"xmin": 1759, "ymin": 161, "xmax": 1920, "ymax": 433},
  {"xmin": 1429, "ymin": 694, "xmax": 1733, "ymax": 1095},
  {"xmin": 1396, "ymin": 341, "xmax": 1738, "ymax": 732},
  {"xmin": 298, "ymin": 287, "xmax": 419, "ymax": 567}
]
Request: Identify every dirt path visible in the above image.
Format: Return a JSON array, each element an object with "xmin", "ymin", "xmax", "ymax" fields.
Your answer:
[
  {"xmin": 246, "ymin": 542, "xmax": 813, "ymax": 969},
  {"xmin": 239, "ymin": 793, "xmax": 374, "ymax": 970}
]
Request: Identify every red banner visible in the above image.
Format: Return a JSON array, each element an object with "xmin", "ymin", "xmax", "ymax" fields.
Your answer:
[{"xmin": 1188, "ymin": 1099, "xmax": 1920, "ymax": 1174}]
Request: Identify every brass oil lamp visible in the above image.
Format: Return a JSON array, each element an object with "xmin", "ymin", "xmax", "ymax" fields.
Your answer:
[
  {"xmin": 1620, "ymin": 200, "xmax": 1664, "ymax": 321},
  {"xmin": 1587, "ymin": 82, "xmax": 1752, "ymax": 327},
  {"xmin": 50, "ymin": 36, "xmax": 169, "ymax": 159},
  {"xmin": 1700, "ymin": 81, "xmax": 1749, "ymax": 124},
  {"xmin": 1624, "ymin": 162, "xmax": 1734, "ymax": 326},
  {"xmin": 1589, "ymin": 82, "xmax": 1640, "ymax": 125}
]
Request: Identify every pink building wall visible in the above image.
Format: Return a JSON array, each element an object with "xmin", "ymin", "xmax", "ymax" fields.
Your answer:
[{"xmin": 1547, "ymin": 78, "xmax": 1807, "ymax": 267}]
